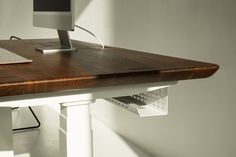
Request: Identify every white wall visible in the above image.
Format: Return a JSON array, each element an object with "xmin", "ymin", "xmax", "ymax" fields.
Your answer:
[{"xmin": 1, "ymin": 0, "xmax": 236, "ymax": 157}]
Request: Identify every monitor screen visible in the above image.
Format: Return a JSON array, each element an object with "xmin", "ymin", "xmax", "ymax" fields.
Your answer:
[{"xmin": 34, "ymin": 0, "xmax": 71, "ymax": 12}]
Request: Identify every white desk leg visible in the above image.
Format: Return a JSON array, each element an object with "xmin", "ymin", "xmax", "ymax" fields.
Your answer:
[
  {"xmin": 60, "ymin": 100, "xmax": 94, "ymax": 157},
  {"xmin": 0, "ymin": 107, "xmax": 14, "ymax": 157}
]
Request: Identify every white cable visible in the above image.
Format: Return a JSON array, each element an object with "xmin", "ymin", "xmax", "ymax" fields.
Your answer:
[{"xmin": 74, "ymin": 25, "xmax": 105, "ymax": 49}]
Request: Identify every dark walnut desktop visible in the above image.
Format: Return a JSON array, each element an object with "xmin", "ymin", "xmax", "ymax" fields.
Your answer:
[{"xmin": 0, "ymin": 39, "xmax": 219, "ymax": 97}]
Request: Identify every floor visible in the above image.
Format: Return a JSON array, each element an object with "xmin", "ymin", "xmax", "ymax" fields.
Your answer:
[
  {"xmin": 12, "ymin": 104, "xmax": 152, "ymax": 157},
  {"xmin": 13, "ymin": 106, "xmax": 60, "ymax": 157}
]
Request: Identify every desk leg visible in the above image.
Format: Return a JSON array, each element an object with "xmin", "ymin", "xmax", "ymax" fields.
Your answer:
[
  {"xmin": 0, "ymin": 107, "xmax": 14, "ymax": 157},
  {"xmin": 60, "ymin": 101, "xmax": 93, "ymax": 157}
]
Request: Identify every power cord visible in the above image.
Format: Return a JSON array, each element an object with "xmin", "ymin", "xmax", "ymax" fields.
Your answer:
[
  {"xmin": 10, "ymin": 36, "xmax": 22, "ymax": 40},
  {"xmin": 74, "ymin": 25, "xmax": 105, "ymax": 49}
]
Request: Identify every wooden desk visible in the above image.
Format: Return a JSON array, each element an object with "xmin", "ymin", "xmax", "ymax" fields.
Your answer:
[{"xmin": 0, "ymin": 39, "xmax": 218, "ymax": 157}]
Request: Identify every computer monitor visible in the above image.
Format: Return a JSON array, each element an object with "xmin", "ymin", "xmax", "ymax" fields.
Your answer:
[{"xmin": 33, "ymin": 0, "xmax": 76, "ymax": 53}]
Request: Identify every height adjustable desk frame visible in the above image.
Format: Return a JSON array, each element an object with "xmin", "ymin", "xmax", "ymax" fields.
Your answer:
[
  {"xmin": 0, "ymin": 81, "xmax": 176, "ymax": 157},
  {"xmin": 0, "ymin": 39, "xmax": 218, "ymax": 157}
]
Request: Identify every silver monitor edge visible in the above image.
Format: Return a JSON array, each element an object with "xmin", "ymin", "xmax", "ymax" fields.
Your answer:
[{"xmin": 33, "ymin": 0, "xmax": 75, "ymax": 31}]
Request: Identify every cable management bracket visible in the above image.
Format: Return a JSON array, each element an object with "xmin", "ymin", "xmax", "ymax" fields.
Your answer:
[{"xmin": 105, "ymin": 87, "xmax": 168, "ymax": 117}]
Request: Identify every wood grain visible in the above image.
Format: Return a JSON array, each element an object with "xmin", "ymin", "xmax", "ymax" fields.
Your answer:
[{"xmin": 0, "ymin": 39, "xmax": 219, "ymax": 97}]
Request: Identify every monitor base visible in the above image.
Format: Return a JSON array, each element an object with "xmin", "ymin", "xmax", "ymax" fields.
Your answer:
[
  {"xmin": 36, "ymin": 47, "xmax": 77, "ymax": 54},
  {"xmin": 35, "ymin": 30, "xmax": 76, "ymax": 54}
]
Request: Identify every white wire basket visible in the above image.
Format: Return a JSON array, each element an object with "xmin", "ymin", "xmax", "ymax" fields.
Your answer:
[{"xmin": 105, "ymin": 87, "xmax": 168, "ymax": 117}]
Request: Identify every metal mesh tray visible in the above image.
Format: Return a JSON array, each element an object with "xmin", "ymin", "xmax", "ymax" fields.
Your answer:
[{"xmin": 105, "ymin": 87, "xmax": 168, "ymax": 117}]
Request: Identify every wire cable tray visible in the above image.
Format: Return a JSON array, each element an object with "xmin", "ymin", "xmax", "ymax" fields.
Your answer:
[{"xmin": 105, "ymin": 87, "xmax": 168, "ymax": 117}]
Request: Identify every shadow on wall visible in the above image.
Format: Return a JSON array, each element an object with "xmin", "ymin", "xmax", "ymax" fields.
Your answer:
[
  {"xmin": 110, "ymin": 0, "xmax": 170, "ymax": 52},
  {"xmin": 75, "ymin": 0, "xmax": 92, "ymax": 19},
  {"xmin": 93, "ymin": 118, "xmax": 153, "ymax": 157},
  {"xmin": 100, "ymin": 1, "xmax": 236, "ymax": 157}
]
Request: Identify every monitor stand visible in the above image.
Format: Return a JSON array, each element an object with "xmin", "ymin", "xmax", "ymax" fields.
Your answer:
[{"xmin": 36, "ymin": 30, "xmax": 77, "ymax": 54}]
